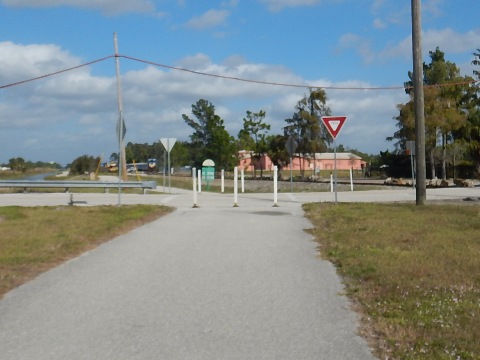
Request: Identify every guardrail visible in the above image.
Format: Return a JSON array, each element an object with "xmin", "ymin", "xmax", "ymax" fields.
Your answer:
[{"xmin": 0, "ymin": 180, "xmax": 158, "ymax": 194}]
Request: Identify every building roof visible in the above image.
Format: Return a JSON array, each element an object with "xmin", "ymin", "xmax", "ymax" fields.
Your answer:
[
  {"xmin": 313, "ymin": 152, "xmax": 362, "ymax": 160},
  {"xmin": 238, "ymin": 151, "xmax": 364, "ymax": 161}
]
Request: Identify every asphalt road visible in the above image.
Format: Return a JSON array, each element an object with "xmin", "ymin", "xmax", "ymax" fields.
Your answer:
[{"xmin": 0, "ymin": 186, "xmax": 478, "ymax": 359}]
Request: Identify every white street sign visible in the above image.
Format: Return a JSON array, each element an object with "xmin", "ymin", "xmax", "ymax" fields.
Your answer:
[{"xmin": 160, "ymin": 138, "xmax": 177, "ymax": 152}]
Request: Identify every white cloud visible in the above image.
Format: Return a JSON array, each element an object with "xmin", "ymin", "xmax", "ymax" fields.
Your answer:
[
  {"xmin": 377, "ymin": 36, "xmax": 411, "ymax": 61},
  {"xmin": 326, "ymin": 86, "xmax": 408, "ymax": 152},
  {"xmin": 260, "ymin": 77, "xmax": 408, "ymax": 153},
  {"xmin": 371, "ymin": 0, "xmax": 385, "ymax": 13},
  {"xmin": 1, "ymin": 42, "xmax": 404, "ymax": 164},
  {"xmin": 382, "ymin": 28, "xmax": 480, "ymax": 62},
  {"xmin": 149, "ymin": 57, "xmax": 304, "ymax": 144},
  {"xmin": 0, "ymin": 45, "xmax": 303, "ymax": 162},
  {"xmin": 423, "ymin": 0, "xmax": 443, "ymax": 17},
  {"xmin": 0, "ymin": 0, "xmax": 155, "ymax": 15},
  {"xmin": 0, "ymin": 41, "xmax": 80, "ymax": 84},
  {"xmin": 422, "ymin": 28, "xmax": 480, "ymax": 54},
  {"xmin": 337, "ymin": 34, "xmax": 375, "ymax": 64},
  {"xmin": 369, "ymin": 0, "xmax": 410, "ymax": 28},
  {"xmin": 370, "ymin": 1, "xmax": 454, "ymax": 32},
  {"xmin": 185, "ymin": 9, "xmax": 230, "ymax": 30},
  {"xmin": 340, "ymin": 28, "xmax": 480, "ymax": 65},
  {"xmin": 0, "ymin": 41, "xmax": 115, "ymax": 133},
  {"xmin": 0, "ymin": 42, "xmax": 118, "ymax": 162},
  {"xmin": 372, "ymin": 18, "xmax": 386, "ymax": 29}
]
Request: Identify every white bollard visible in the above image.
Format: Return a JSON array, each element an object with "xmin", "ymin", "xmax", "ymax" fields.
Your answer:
[
  {"xmin": 350, "ymin": 168, "xmax": 354, "ymax": 191},
  {"xmin": 233, "ymin": 167, "xmax": 238, "ymax": 207},
  {"xmin": 198, "ymin": 169, "xmax": 202, "ymax": 193},
  {"xmin": 192, "ymin": 167, "xmax": 198, "ymax": 208},
  {"xmin": 273, "ymin": 165, "xmax": 278, "ymax": 207},
  {"xmin": 330, "ymin": 172, "xmax": 333, "ymax": 192},
  {"xmin": 241, "ymin": 169, "xmax": 245, "ymax": 193},
  {"xmin": 221, "ymin": 169, "xmax": 225, "ymax": 193}
]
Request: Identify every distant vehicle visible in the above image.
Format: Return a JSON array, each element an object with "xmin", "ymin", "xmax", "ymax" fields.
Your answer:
[
  {"xmin": 127, "ymin": 163, "xmax": 148, "ymax": 173},
  {"xmin": 148, "ymin": 158, "xmax": 157, "ymax": 173},
  {"xmin": 111, "ymin": 160, "xmax": 158, "ymax": 174},
  {"xmin": 106, "ymin": 161, "xmax": 118, "ymax": 173}
]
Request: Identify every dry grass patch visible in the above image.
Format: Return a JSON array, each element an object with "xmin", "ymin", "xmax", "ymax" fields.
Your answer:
[
  {"xmin": 303, "ymin": 202, "xmax": 480, "ymax": 360},
  {"xmin": 0, "ymin": 205, "xmax": 172, "ymax": 298}
]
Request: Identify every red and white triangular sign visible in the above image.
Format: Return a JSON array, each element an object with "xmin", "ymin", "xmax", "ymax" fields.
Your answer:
[{"xmin": 321, "ymin": 116, "xmax": 347, "ymax": 139}]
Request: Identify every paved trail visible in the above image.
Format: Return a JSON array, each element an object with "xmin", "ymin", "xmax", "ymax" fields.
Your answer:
[{"xmin": 1, "ymin": 186, "xmax": 478, "ymax": 359}]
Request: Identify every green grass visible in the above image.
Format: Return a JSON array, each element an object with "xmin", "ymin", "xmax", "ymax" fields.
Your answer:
[
  {"xmin": 303, "ymin": 203, "xmax": 480, "ymax": 360},
  {"xmin": 0, "ymin": 168, "xmax": 59, "ymax": 180},
  {"xmin": 0, "ymin": 205, "xmax": 172, "ymax": 297}
]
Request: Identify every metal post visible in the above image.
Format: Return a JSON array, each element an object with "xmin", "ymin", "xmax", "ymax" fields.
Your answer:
[
  {"xmin": 167, "ymin": 138, "xmax": 171, "ymax": 193},
  {"xmin": 241, "ymin": 169, "xmax": 245, "ymax": 193},
  {"xmin": 411, "ymin": 0, "xmax": 427, "ymax": 205},
  {"xmin": 221, "ymin": 169, "xmax": 225, "ymax": 193},
  {"xmin": 233, "ymin": 167, "xmax": 238, "ymax": 207},
  {"xmin": 192, "ymin": 167, "xmax": 198, "ymax": 208},
  {"xmin": 163, "ymin": 150, "xmax": 166, "ymax": 192},
  {"xmin": 198, "ymin": 169, "xmax": 201, "ymax": 193},
  {"xmin": 410, "ymin": 151, "xmax": 415, "ymax": 189},
  {"xmin": 114, "ymin": 33, "xmax": 124, "ymax": 206},
  {"xmin": 273, "ymin": 165, "xmax": 278, "ymax": 207},
  {"xmin": 333, "ymin": 139, "xmax": 338, "ymax": 204},
  {"xmin": 350, "ymin": 168, "xmax": 353, "ymax": 191},
  {"xmin": 290, "ymin": 157, "xmax": 293, "ymax": 192}
]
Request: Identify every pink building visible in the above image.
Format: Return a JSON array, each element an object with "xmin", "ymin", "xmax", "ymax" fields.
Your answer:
[
  {"xmin": 238, "ymin": 151, "xmax": 366, "ymax": 172},
  {"xmin": 238, "ymin": 150, "xmax": 274, "ymax": 172}
]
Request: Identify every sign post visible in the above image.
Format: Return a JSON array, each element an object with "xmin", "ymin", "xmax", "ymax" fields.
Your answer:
[
  {"xmin": 160, "ymin": 138, "xmax": 176, "ymax": 193},
  {"xmin": 285, "ymin": 135, "xmax": 298, "ymax": 193},
  {"xmin": 321, "ymin": 116, "xmax": 347, "ymax": 204},
  {"xmin": 113, "ymin": 33, "xmax": 127, "ymax": 205},
  {"xmin": 202, "ymin": 159, "xmax": 215, "ymax": 191}
]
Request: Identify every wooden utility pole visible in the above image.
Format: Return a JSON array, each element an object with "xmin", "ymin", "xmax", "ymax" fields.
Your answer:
[{"xmin": 411, "ymin": 0, "xmax": 427, "ymax": 205}]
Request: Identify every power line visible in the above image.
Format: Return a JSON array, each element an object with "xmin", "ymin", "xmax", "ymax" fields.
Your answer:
[
  {"xmin": 0, "ymin": 56, "xmax": 114, "ymax": 89},
  {"xmin": 119, "ymin": 54, "xmax": 410, "ymax": 90},
  {"xmin": 122, "ymin": 54, "xmax": 479, "ymax": 90},
  {"xmin": 0, "ymin": 53, "xmax": 478, "ymax": 91}
]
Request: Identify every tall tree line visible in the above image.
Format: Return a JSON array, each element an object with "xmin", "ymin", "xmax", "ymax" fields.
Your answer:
[
  {"xmin": 105, "ymin": 90, "xmax": 333, "ymax": 174},
  {"xmin": 70, "ymin": 47, "xmax": 480, "ymax": 179},
  {"xmin": 389, "ymin": 47, "xmax": 480, "ymax": 179}
]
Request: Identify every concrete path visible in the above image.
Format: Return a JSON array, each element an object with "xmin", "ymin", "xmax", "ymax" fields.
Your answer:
[{"xmin": 0, "ymin": 186, "xmax": 478, "ymax": 359}]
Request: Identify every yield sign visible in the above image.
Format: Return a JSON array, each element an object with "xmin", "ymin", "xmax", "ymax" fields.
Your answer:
[
  {"xmin": 160, "ymin": 138, "xmax": 177, "ymax": 152},
  {"xmin": 321, "ymin": 116, "xmax": 347, "ymax": 139}
]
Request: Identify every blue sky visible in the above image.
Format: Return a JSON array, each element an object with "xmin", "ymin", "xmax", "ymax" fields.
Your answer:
[{"xmin": 1, "ymin": 0, "xmax": 479, "ymax": 166}]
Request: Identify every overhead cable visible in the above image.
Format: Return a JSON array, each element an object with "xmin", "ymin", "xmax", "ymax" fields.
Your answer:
[
  {"xmin": 0, "ymin": 53, "xmax": 478, "ymax": 91},
  {"xmin": 0, "ymin": 56, "xmax": 114, "ymax": 89}
]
